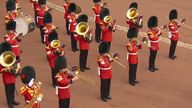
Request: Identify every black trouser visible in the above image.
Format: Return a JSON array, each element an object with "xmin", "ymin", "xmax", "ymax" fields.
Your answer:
[
  {"xmin": 66, "ymin": 19, "xmax": 70, "ymax": 35},
  {"xmin": 100, "ymin": 79, "xmax": 111, "ymax": 99},
  {"xmin": 70, "ymin": 33, "xmax": 78, "ymax": 51},
  {"xmin": 4, "ymin": 84, "xmax": 15, "ymax": 107},
  {"xmin": 169, "ymin": 40, "xmax": 178, "ymax": 57},
  {"xmin": 59, "ymin": 98, "xmax": 70, "ymax": 108},
  {"xmin": 51, "ymin": 68, "xmax": 57, "ymax": 87},
  {"xmin": 129, "ymin": 64, "xmax": 137, "ymax": 83},
  {"xmin": 80, "ymin": 50, "xmax": 88, "ymax": 69},
  {"xmin": 103, "ymin": 42, "xmax": 111, "ymax": 52},
  {"xmin": 95, "ymin": 23, "xmax": 101, "ymax": 42},
  {"xmin": 149, "ymin": 50, "xmax": 157, "ymax": 69},
  {"xmin": 34, "ymin": 10, "xmax": 38, "ymax": 27},
  {"xmin": 39, "ymin": 26, "xmax": 45, "ymax": 43}
]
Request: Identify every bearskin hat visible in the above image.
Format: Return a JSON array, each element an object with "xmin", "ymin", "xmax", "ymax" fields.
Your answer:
[
  {"xmin": 68, "ymin": 3, "xmax": 76, "ymax": 13},
  {"xmin": 6, "ymin": 20, "xmax": 16, "ymax": 31},
  {"xmin": 48, "ymin": 31, "xmax": 58, "ymax": 42},
  {"xmin": 6, "ymin": 0, "xmax": 16, "ymax": 11},
  {"xmin": 127, "ymin": 27, "xmax": 138, "ymax": 39},
  {"xmin": 100, "ymin": 8, "xmax": 110, "ymax": 20},
  {"xmin": 147, "ymin": 16, "xmax": 158, "ymax": 28},
  {"xmin": 0, "ymin": 42, "xmax": 12, "ymax": 55},
  {"xmin": 38, "ymin": 0, "xmax": 46, "ymax": 5},
  {"xmin": 129, "ymin": 2, "xmax": 138, "ymax": 9},
  {"xmin": 98, "ymin": 42, "xmax": 109, "ymax": 54},
  {"xmin": 43, "ymin": 12, "xmax": 52, "ymax": 24},
  {"xmin": 55, "ymin": 56, "xmax": 67, "ymax": 72},
  {"xmin": 169, "ymin": 9, "xmax": 178, "ymax": 20},
  {"xmin": 93, "ymin": 0, "xmax": 101, "ymax": 3},
  {"xmin": 77, "ymin": 14, "xmax": 88, "ymax": 23},
  {"xmin": 20, "ymin": 66, "xmax": 36, "ymax": 84}
]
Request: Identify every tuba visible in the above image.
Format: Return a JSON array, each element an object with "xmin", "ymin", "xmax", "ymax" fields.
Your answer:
[
  {"xmin": 126, "ymin": 8, "xmax": 139, "ymax": 20},
  {"xmin": 76, "ymin": 22, "xmax": 92, "ymax": 42},
  {"xmin": 0, "ymin": 51, "xmax": 16, "ymax": 68}
]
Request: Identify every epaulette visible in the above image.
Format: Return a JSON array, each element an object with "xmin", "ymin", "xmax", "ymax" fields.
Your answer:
[
  {"xmin": 168, "ymin": 22, "xmax": 174, "ymax": 26},
  {"xmin": 45, "ymin": 45, "xmax": 51, "ymax": 50},
  {"xmin": 98, "ymin": 56, "xmax": 104, "ymax": 62},
  {"xmin": 20, "ymin": 86, "xmax": 27, "ymax": 94},
  {"xmin": 55, "ymin": 74, "xmax": 63, "ymax": 81}
]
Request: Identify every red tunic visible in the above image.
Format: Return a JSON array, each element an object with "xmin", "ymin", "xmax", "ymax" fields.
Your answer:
[
  {"xmin": 45, "ymin": 45, "xmax": 65, "ymax": 68},
  {"xmin": 100, "ymin": 21, "xmax": 114, "ymax": 42},
  {"xmin": 97, "ymin": 55, "xmax": 112, "ymax": 79},
  {"xmin": 5, "ymin": 11, "xmax": 19, "ymax": 25},
  {"xmin": 92, "ymin": 4, "xmax": 101, "ymax": 23},
  {"xmin": 63, "ymin": 2, "xmax": 71, "ymax": 19},
  {"xmin": 20, "ymin": 83, "xmax": 42, "ymax": 108},
  {"xmin": 67, "ymin": 14, "xmax": 77, "ymax": 33},
  {"xmin": 0, "ymin": 65, "xmax": 16, "ymax": 84},
  {"xmin": 147, "ymin": 28, "xmax": 162, "ymax": 51},
  {"xmin": 43, "ymin": 24, "xmax": 56, "ymax": 45},
  {"xmin": 168, "ymin": 21, "xmax": 180, "ymax": 41},
  {"xmin": 29, "ymin": 0, "xmax": 39, "ymax": 10},
  {"xmin": 37, "ymin": 6, "xmax": 49, "ymax": 26},
  {"xmin": 55, "ymin": 72, "xmax": 73, "ymax": 99},
  {"xmin": 74, "ymin": 33, "xmax": 92, "ymax": 50},
  {"xmin": 4, "ymin": 33, "xmax": 21, "ymax": 57},
  {"xmin": 126, "ymin": 41, "xmax": 142, "ymax": 64}
]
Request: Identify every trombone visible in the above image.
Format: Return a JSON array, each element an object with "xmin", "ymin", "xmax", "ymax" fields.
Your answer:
[{"xmin": 106, "ymin": 53, "xmax": 126, "ymax": 68}]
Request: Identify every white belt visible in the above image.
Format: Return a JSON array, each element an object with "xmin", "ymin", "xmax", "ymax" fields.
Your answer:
[
  {"xmin": 99, "ymin": 67, "xmax": 111, "ymax": 70},
  {"xmin": 56, "ymin": 85, "xmax": 70, "ymax": 89},
  {"xmin": 12, "ymin": 45, "xmax": 19, "ymax": 48},
  {"xmin": 37, "ymin": 16, "xmax": 43, "ymax": 19},
  {"xmin": 150, "ymin": 40, "xmax": 159, "ymax": 43},
  {"xmin": 127, "ymin": 52, "xmax": 137, "ymax": 55},
  {"xmin": 95, "ymin": 15, "xmax": 100, "ymax": 16}
]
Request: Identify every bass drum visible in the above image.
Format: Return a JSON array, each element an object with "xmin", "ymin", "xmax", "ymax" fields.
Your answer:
[{"xmin": 15, "ymin": 14, "xmax": 35, "ymax": 36}]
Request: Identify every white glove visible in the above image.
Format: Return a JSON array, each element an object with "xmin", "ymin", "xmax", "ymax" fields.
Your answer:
[{"xmin": 37, "ymin": 95, "xmax": 43, "ymax": 102}]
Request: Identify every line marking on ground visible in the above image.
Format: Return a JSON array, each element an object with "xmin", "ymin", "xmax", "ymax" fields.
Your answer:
[{"xmin": 47, "ymin": 1, "xmax": 192, "ymax": 50}]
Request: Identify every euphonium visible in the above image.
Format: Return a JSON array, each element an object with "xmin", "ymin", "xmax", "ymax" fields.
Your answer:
[
  {"xmin": 76, "ymin": 22, "xmax": 89, "ymax": 36},
  {"xmin": 103, "ymin": 15, "xmax": 112, "ymax": 24},
  {"xmin": 51, "ymin": 40, "xmax": 61, "ymax": 49},
  {"xmin": 126, "ymin": 8, "xmax": 139, "ymax": 20},
  {"xmin": 0, "ymin": 51, "xmax": 16, "ymax": 68}
]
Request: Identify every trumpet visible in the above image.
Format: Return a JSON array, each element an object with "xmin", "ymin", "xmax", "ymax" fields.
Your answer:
[{"xmin": 71, "ymin": 66, "xmax": 96, "ymax": 85}]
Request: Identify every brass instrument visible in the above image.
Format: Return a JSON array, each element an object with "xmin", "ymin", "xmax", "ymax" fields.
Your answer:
[
  {"xmin": 103, "ymin": 16, "xmax": 116, "ymax": 31},
  {"xmin": 126, "ymin": 8, "xmax": 139, "ymax": 20},
  {"xmin": 24, "ymin": 82, "xmax": 42, "ymax": 108},
  {"xmin": 142, "ymin": 37, "xmax": 149, "ymax": 44},
  {"xmin": 76, "ymin": 22, "xmax": 92, "ymax": 42},
  {"xmin": 105, "ymin": 53, "xmax": 126, "ymax": 68},
  {"xmin": 0, "ymin": 51, "xmax": 17, "ymax": 73},
  {"xmin": 103, "ymin": 15, "xmax": 112, "ymax": 24},
  {"xmin": 51, "ymin": 40, "xmax": 64, "ymax": 55}
]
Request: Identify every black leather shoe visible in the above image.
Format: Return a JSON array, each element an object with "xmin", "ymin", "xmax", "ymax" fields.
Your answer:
[
  {"xmin": 153, "ymin": 67, "xmax": 159, "ymax": 71},
  {"xmin": 12, "ymin": 101, "xmax": 20, "ymax": 105},
  {"xmin": 149, "ymin": 68, "xmax": 155, "ymax": 72},
  {"xmin": 75, "ymin": 48, "xmax": 79, "ymax": 51},
  {"xmin": 169, "ymin": 56, "xmax": 176, "ymax": 60},
  {"xmin": 84, "ymin": 67, "xmax": 90, "ymax": 70},
  {"xmin": 106, "ymin": 96, "xmax": 112, "ymax": 100},
  {"xmin": 134, "ymin": 80, "xmax": 139, "ymax": 84},
  {"xmin": 129, "ymin": 82, "xmax": 135, "ymax": 86},
  {"xmin": 101, "ymin": 98, "xmax": 107, "ymax": 102},
  {"xmin": 80, "ymin": 68, "xmax": 85, "ymax": 72}
]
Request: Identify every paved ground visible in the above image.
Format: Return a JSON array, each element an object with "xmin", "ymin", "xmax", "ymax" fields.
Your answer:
[{"xmin": 0, "ymin": 0, "xmax": 192, "ymax": 108}]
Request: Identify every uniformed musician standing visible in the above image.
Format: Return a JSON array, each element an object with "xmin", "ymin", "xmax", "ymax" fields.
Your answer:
[
  {"xmin": 147, "ymin": 16, "xmax": 162, "ymax": 72},
  {"xmin": 168, "ymin": 9, "xmax": 181, "ymax": 60},
  {"xmin": 20, "ymin": 66, "xmax": 43, "ymax": 108},
  {"xmin": 29, "ymin": 0, "xmax": 39, "ymax": 27},
  {"xmin": 0, "ymin": 42, "xmax": 20, "ymax": 108},
  {"xmin": 97, "ymin": 42, "xmax": 113, "ymax": 102},
  {"xmin": 54, "ymin": 56, "xmax": 78, "ymax": 108},
  {"xmin": 63, "ymin": 0, "xmax": 72, "ymax": 35},
  {"xmin": 126, "ymin": 27, "xmax": 142, "ymax": 86},
  {"xmin": 74, "ymin": 14, "xmax": 92, "ymax": 72}
]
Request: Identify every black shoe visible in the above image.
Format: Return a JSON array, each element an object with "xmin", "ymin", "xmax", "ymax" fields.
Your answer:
[
  {"xmin": 173, "ymin": 56, "xmax": 177, "ymax": 58},
  {"xmin": 72, "ymin": 49, "xmax": 77, "ymax": 52},
  {"xmin": 12, "ymin": 100, "xmax": 20, "ymax": 105},
  {"xmin": 80, "ymin": 68, "xmax": 85, "ymax": 72},
  {"xmin": 134, "ymin": 80, "xmax": 139, "ymax": 84},
  {"xmin": 149, "ymin": 67, "xmax": 155, "ymax": 72},
  {"xmin": 84, "ymin": 67, "xmax": 90, "ymax": 70},
  {"xmin": 129, "ymin": 82, "xmax": 135, "ymax": 86},
  {"xmin": 153, "ymin": 67, "xmax": 159, "ymax": 71},
  {"xmin": 101, "ymin": 98, "xmax": 107, "ymax": 102},
  {"xmin": 75, "ymin": 48, "xmax": 79, "ymax": 51},
  {"xmin": 106, "ymin": 96, "xmax": 112, "ymax": 100},
  {"xmin": 169, "ymin": 56, "xmax": 176, "ymax": 60}
]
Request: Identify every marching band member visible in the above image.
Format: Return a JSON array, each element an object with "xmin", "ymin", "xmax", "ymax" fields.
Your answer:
[
  {"xmin": 36, "ymin": 0, "xmax": 50, "ymax": 43},
  {"xmin": 0, "ymin": 42, "xmax": 20, "ymax": 108},
  {"xmin": 29, "ymin": 0, "xmax": 39, "ymax": 27},
  {"xmin": 63, "ymin": 0, "xmax": 72, "ymax": 35},
  {"xmin": 45, "ymin": 31, "xmax": 65, "ymax": 87},
  {"xmin": 43, "ymin": 12, "xmax": 57, "ymax": 46},
  {"xmin": 4, "ymin": 21, "xmax": 22, "ymax": 62},
  {"xmin": 126, "ymin": 2, "xmax": 143, "ymax": 30},
  {"xmin": 5, "ymin": 0, "xmax": 19, "ymax": 25},
  {"xmin": 20, "ymin": 66, "xmax": 43, "ymax": 108},
  {"xmin": 147, "ymin": 16, "xmax": 162, "ymax": 72},
  {"xmin": 168, "ymin": 9, "xmax": 181, "ymax": 60},
  {"xmin": 126, "ymin": 27, "xmax": 142, "ymax": 86},
  {"xmin": 100, "ymin": 7, "xmax": 116, "ymax": 51},
  {"xmin": 74, "ymin": 14, "xmax": 92, "ymax": 72},
  {"xmin": 67, "ymin": 3, "xmax": 79, "ymax": 52},
  {"xmin": 97, "ymin": 42, "xmax": 113, "ymax": 102},
  {"xmin": 92, "ymin": 0, "xmax": 102, "ymax": 43},
  {"xmin": 54, "ymin": 56, "xmax": 78, "ymax": 108}
]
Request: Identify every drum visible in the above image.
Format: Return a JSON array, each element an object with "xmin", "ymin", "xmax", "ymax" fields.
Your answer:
[{"xmin": 15, "ymin": 14, "xmax": 35, "ymax": 36}]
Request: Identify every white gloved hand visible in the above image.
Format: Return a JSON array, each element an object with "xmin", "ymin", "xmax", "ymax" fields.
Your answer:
[{"xmin": 37, "ymin": 95, "xmax": 43, "ymax": 102}]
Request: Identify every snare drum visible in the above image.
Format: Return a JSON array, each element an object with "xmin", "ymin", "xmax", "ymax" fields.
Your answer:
[{"xmin": 15, "ymin": 14, "xmax": 35, "ymax": 35}]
